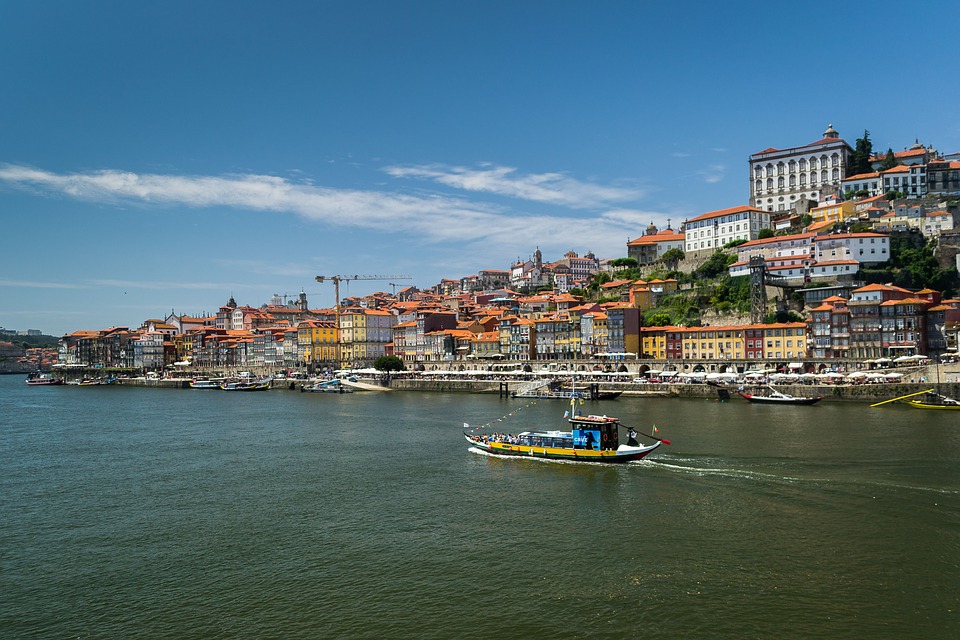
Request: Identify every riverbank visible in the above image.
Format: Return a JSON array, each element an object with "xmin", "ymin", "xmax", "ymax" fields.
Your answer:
[{"xmin": 44, "ymin": 374, "xmax": 960, "ymax": 403}]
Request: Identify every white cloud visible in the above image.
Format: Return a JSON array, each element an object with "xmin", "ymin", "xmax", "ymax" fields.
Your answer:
[
  {"xmin": 0, "ymin": 278, "xmax": 88, "ymax": 289},
  {"xmin": 384, "ymin": 163, "xmax": 646, "ymax": 208},
  {"xmin": 0, "ymin": 163, "xmax": 668, "ymax": 259},
  {"xmin": 699, "ymin": 164, "xmax": 726, "ymax": 184}
]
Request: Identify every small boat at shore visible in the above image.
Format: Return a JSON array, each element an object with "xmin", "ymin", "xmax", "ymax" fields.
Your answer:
[
  {"xmin": 189, "ymin": 378, "xmax": 222, "ymax": 389},
  {"xmin": 738, "ymin": 386, "xmax": 823, "ymax": 405},
  {"xmin": 464, "ymin": 397, "xmax": 667, "ymax": 463},
  {"xmin": 301, "ymin": 379, "xmax": 353, "ymax": 393},
  {"xmin": 904, "ymin": 391, "xmax": 960, "ymax": 410},
  {"xmin": 25, "ymin": 371, "xmax": 63, "ymax": 386},
  {"xmin": 220, "ymin": 379, "xmax": 271, "ymax": 391}
]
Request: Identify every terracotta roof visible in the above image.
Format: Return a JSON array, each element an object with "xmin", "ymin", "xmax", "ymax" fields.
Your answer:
[{"xmin": 687, "ymin": 205, "xmax": 765, "ymax": 224}]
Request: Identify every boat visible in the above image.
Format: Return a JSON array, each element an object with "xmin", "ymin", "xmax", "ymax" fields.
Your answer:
[
  {"xmin": 77, "ymin": 376, "xmax": 117, "ymax": 386},
  {"xmin": 25, "ymin": 371, "xmax": 63, "ymax": 386},
  {"xmin": 189, "ymin": 378, "xmax": 222, "ymax": 389},
  {"xmin": 220, "ymin": 379, "xmax": 271, "ymax": 391},
  {"xmin": 902, "ymin": 357, "xmax": 960, "ymax": 410},
  {"xmin": 904, "ymin": 392, "xmax": 960, "ymax": 410},
  {"xmin": 738, "ymin": 386, "xmax": 823, "ymax": 405},
  {"xmin": 464, "ymin": 397, "xmax": 667, "ymax": 464},
  {"xmin": 301, "ymin": 379, "xmax": 353, "ymax": 393}
]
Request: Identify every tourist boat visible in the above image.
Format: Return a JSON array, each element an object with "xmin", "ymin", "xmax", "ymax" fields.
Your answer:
[
  {"xmin": 738, "ymin": 386, "xmax": 823, "ymax": 405},
  {"xmin": 464, "ymin": 401, "xmax": 667, "ymax": 463},
  {"xmin": 189, "ymin": 378, "xmax": 222, "ymax": 389},
  {"xmin": 301, "ymin": 379, "xmax": 353, "ymax": 393},
  {"xmin": 220, "ymin": 379, "xmax": 271, "ymax": 391},
  {"xmin": 25, "ymin": 371, "xmax": 63, "ymax": 386}
]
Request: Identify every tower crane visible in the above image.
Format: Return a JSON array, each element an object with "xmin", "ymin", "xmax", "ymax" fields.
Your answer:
[{"xmin": 314, "ymin": 274, "xmax": 412, "ymax": 369}]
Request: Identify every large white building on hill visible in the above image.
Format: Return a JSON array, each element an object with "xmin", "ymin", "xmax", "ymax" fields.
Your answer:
[{"xmin": 749, "ymin": 124, "xmax": 853, "ymax": 213}]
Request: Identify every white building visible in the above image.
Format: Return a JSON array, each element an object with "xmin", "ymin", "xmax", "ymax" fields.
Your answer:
[
  {"xmin": 728, "ymin": 231, "xmax": 889, "ymax": 282},
  {"xmin": 749, "ymin": 124, "xmax": 853, "ymax": 213},
  {"xmin": 815, "ymin": 232, "xmax": 889, "ymax": 265},
  {"xmin": 684, "ymin": 205, "xmax": 770, "ymax": 254}
]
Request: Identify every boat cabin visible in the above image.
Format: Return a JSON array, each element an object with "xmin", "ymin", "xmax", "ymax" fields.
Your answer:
[{"xmin": 570, "ymin": 415, "xmax": 620, "ymax": 451}]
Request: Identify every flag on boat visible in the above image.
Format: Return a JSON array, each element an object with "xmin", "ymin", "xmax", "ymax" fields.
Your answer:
[
  {"xmin": 463, "ymin": 422, "xmax": 469, "ymax": 429},
  {"xmin": 563, "ymin": 410, "xmax": 569, "ymax": 418},
  {"xmin": 653, "ymin": 425, "xmax": 658, "ymax": 433}
]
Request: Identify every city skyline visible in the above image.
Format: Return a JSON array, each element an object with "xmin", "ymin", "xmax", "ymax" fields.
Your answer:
[{"xmin": 2, "ymin": 1, "xmax": 959, "ymax": 336}]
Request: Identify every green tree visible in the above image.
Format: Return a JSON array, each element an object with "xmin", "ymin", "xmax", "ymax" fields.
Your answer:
[
  {"xmin": 757, "ymin": 228, "xmax": 774, "ymax": 239},
  {"xmin": 660, "ymin": 247, "xmax": 685, "ymax": 271},
  {"xmin": 644, "ymin": 312, "xmax": 672, "ymax": 326},
  {"xmin": 879, "ymin": 148, "xmax": 899, "ymax": 171},
  {"xmin": 610, "ymin": 257, "xmax": 639, "ymax": 269},
  {"xmin": 374, "ymin": 355, "xmax": 405, "ymax": 372},
  {"xmin": 849, "ymin": 130, "xmax": 873, "ymax": 176},
  {"xmin": 693, "ymin": 251, "xmax": 736, "ymax": 280}
]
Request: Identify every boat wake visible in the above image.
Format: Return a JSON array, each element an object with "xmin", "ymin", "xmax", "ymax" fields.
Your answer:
[{"xmin": 650, "ymin": 457, "xmax": 959, "ymax": 496}]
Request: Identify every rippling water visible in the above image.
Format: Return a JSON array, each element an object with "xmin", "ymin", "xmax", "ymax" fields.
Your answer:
[{"xmin": 1, "ymin": 376, "xmax": 958, "ymax": 639}]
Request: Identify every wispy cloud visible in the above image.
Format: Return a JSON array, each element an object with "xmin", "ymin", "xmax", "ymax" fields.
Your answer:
[
  {"xmin": 698, "ymin": 164, "xmax": 726, "ymax": 184},
  {"xmin": 383, "ymin": 163, "xmax": 646, "ymax": 208},
  {"xmin": 0, "ymin": 163, "xmax": 668, "ymax": 258},
  {"xmin": 0, "ymin": 278, "xmax": 89, "ymax": 289}
]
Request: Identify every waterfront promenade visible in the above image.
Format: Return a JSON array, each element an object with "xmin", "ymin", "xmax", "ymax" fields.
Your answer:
[{"xmin": 46, "ymin": 366, "xmax": 960, "ymax": 403}]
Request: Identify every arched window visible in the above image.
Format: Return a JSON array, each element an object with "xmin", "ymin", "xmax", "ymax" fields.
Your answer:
[
  {"xmin": 766, "ymin": 163, "xmax": 774, "ymax": 177},
  {"xmin": 755, "ymin": 179, "xmax": 762, "ymax": 192},
  {"xmin": 777, "ymin": 162, "xmax": 785, "ymax": 175},
  {"xmin": 831, "ymin": 153, "xmax": 840, "ymax": 167},
  {"xmin": 778, "ymin": 177, "xmax": 784, "ymax": 189},
  {"xmin": 799, "ymin": 158, "xmax": 806, "ymax": 171},
  {"xmin": 788, "ymin": 160, "xmax": 796, "ymax": 173},
  {"xmin": 766, "ymin": 178, "xmax": 773, "ymax": 190},
  {"xmin": 820, "ymin": 170, "xmax": 828, "ymax": 182},
  {"xmin": 832, "ymin": 168, "xmax": 839, "ymax": 181},
  {"xmin": 800, "ymin": 174, "xmax": 806, "ymax": 186},
  {"xmin": 789, "ymin": 175, "xmax": 796, "ymax": 187}
]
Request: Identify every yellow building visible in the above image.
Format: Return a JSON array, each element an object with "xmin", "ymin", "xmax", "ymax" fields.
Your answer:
[
  {"xmin": 679, "ymin": 326, "xmax": 746, "ymax": 360},
  {"xmin": 639, "ymin": 326, "xmax": 669, "ymax": 360},
  {"xmin": 759, "ymin": 323, "xmax": 807, "ymax": 360},
  {"xmin": 298, "ymin": 320, "xmax": 337, "ymax": 365},
  {"xmin": 810, "ymin": 200, "xmax": 856, "ymax": 224}
]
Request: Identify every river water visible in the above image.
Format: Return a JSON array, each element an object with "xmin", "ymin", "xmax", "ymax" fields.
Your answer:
[{"xmin": 1, "ymin": 375, "xmax": 958, "ymax": 639}]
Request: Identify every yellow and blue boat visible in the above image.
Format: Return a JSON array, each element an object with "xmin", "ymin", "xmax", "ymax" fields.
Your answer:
[{"xmin": 464, "ymin": 412, "xmax": 667, "ymax": 464}]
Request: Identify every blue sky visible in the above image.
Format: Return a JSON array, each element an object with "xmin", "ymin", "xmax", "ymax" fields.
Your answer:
[{"xmin": 2, "ymin": 1, "xmax": 959, "ymax": 336}]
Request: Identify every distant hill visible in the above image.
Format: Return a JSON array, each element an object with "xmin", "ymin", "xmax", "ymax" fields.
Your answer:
[{"xmin": 0, "ymin": 334, "xmax": 60, "ymax": 349}]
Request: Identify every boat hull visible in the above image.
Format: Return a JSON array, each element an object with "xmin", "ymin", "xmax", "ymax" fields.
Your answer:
[
  {"xmin": 905, "ymin": 400, "xmax": 960, "ymax": 410},
  {"xmin": 739, "ymin": 393, "xmax": 822, "ymax": 405},
  {"xmin": 464, "ymin": 434, "xmax": 660, "ymax": 463}
]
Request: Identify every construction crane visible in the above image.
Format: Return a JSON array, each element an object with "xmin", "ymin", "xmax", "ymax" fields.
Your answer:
[
  {"xmin": 314, "ymin": 274, "xmax": 412, "ymax": 370},
  {"xmin": 749, "ymin": 256, "xmax": 800, "ymax": 324}
]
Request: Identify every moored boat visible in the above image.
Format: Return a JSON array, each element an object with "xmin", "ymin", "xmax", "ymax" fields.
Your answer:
[
  {"xmin": 464, "ymin": 402, "xmax": 667, "ymax": 464},
  {"xmin": 220, "ymin": 379, "xmax": 271, "ymax": 391},
  {"xmin": 189, "ymin": 378, "xmax": 222, "ymax": 389},
  {"xmin": 301, "ymin": 379, "xmax": 353, "ymax": 393},
  {"xmin": 738, "ymin": 386, "xmax": 822, "ymax": 405},
  {"xmin": 904, "ymin": 391, "xmax": 960, "ymax": 410},
  {"xmin": 25, "ymin": 371, "xmax": 63, "ymax": 386}
]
